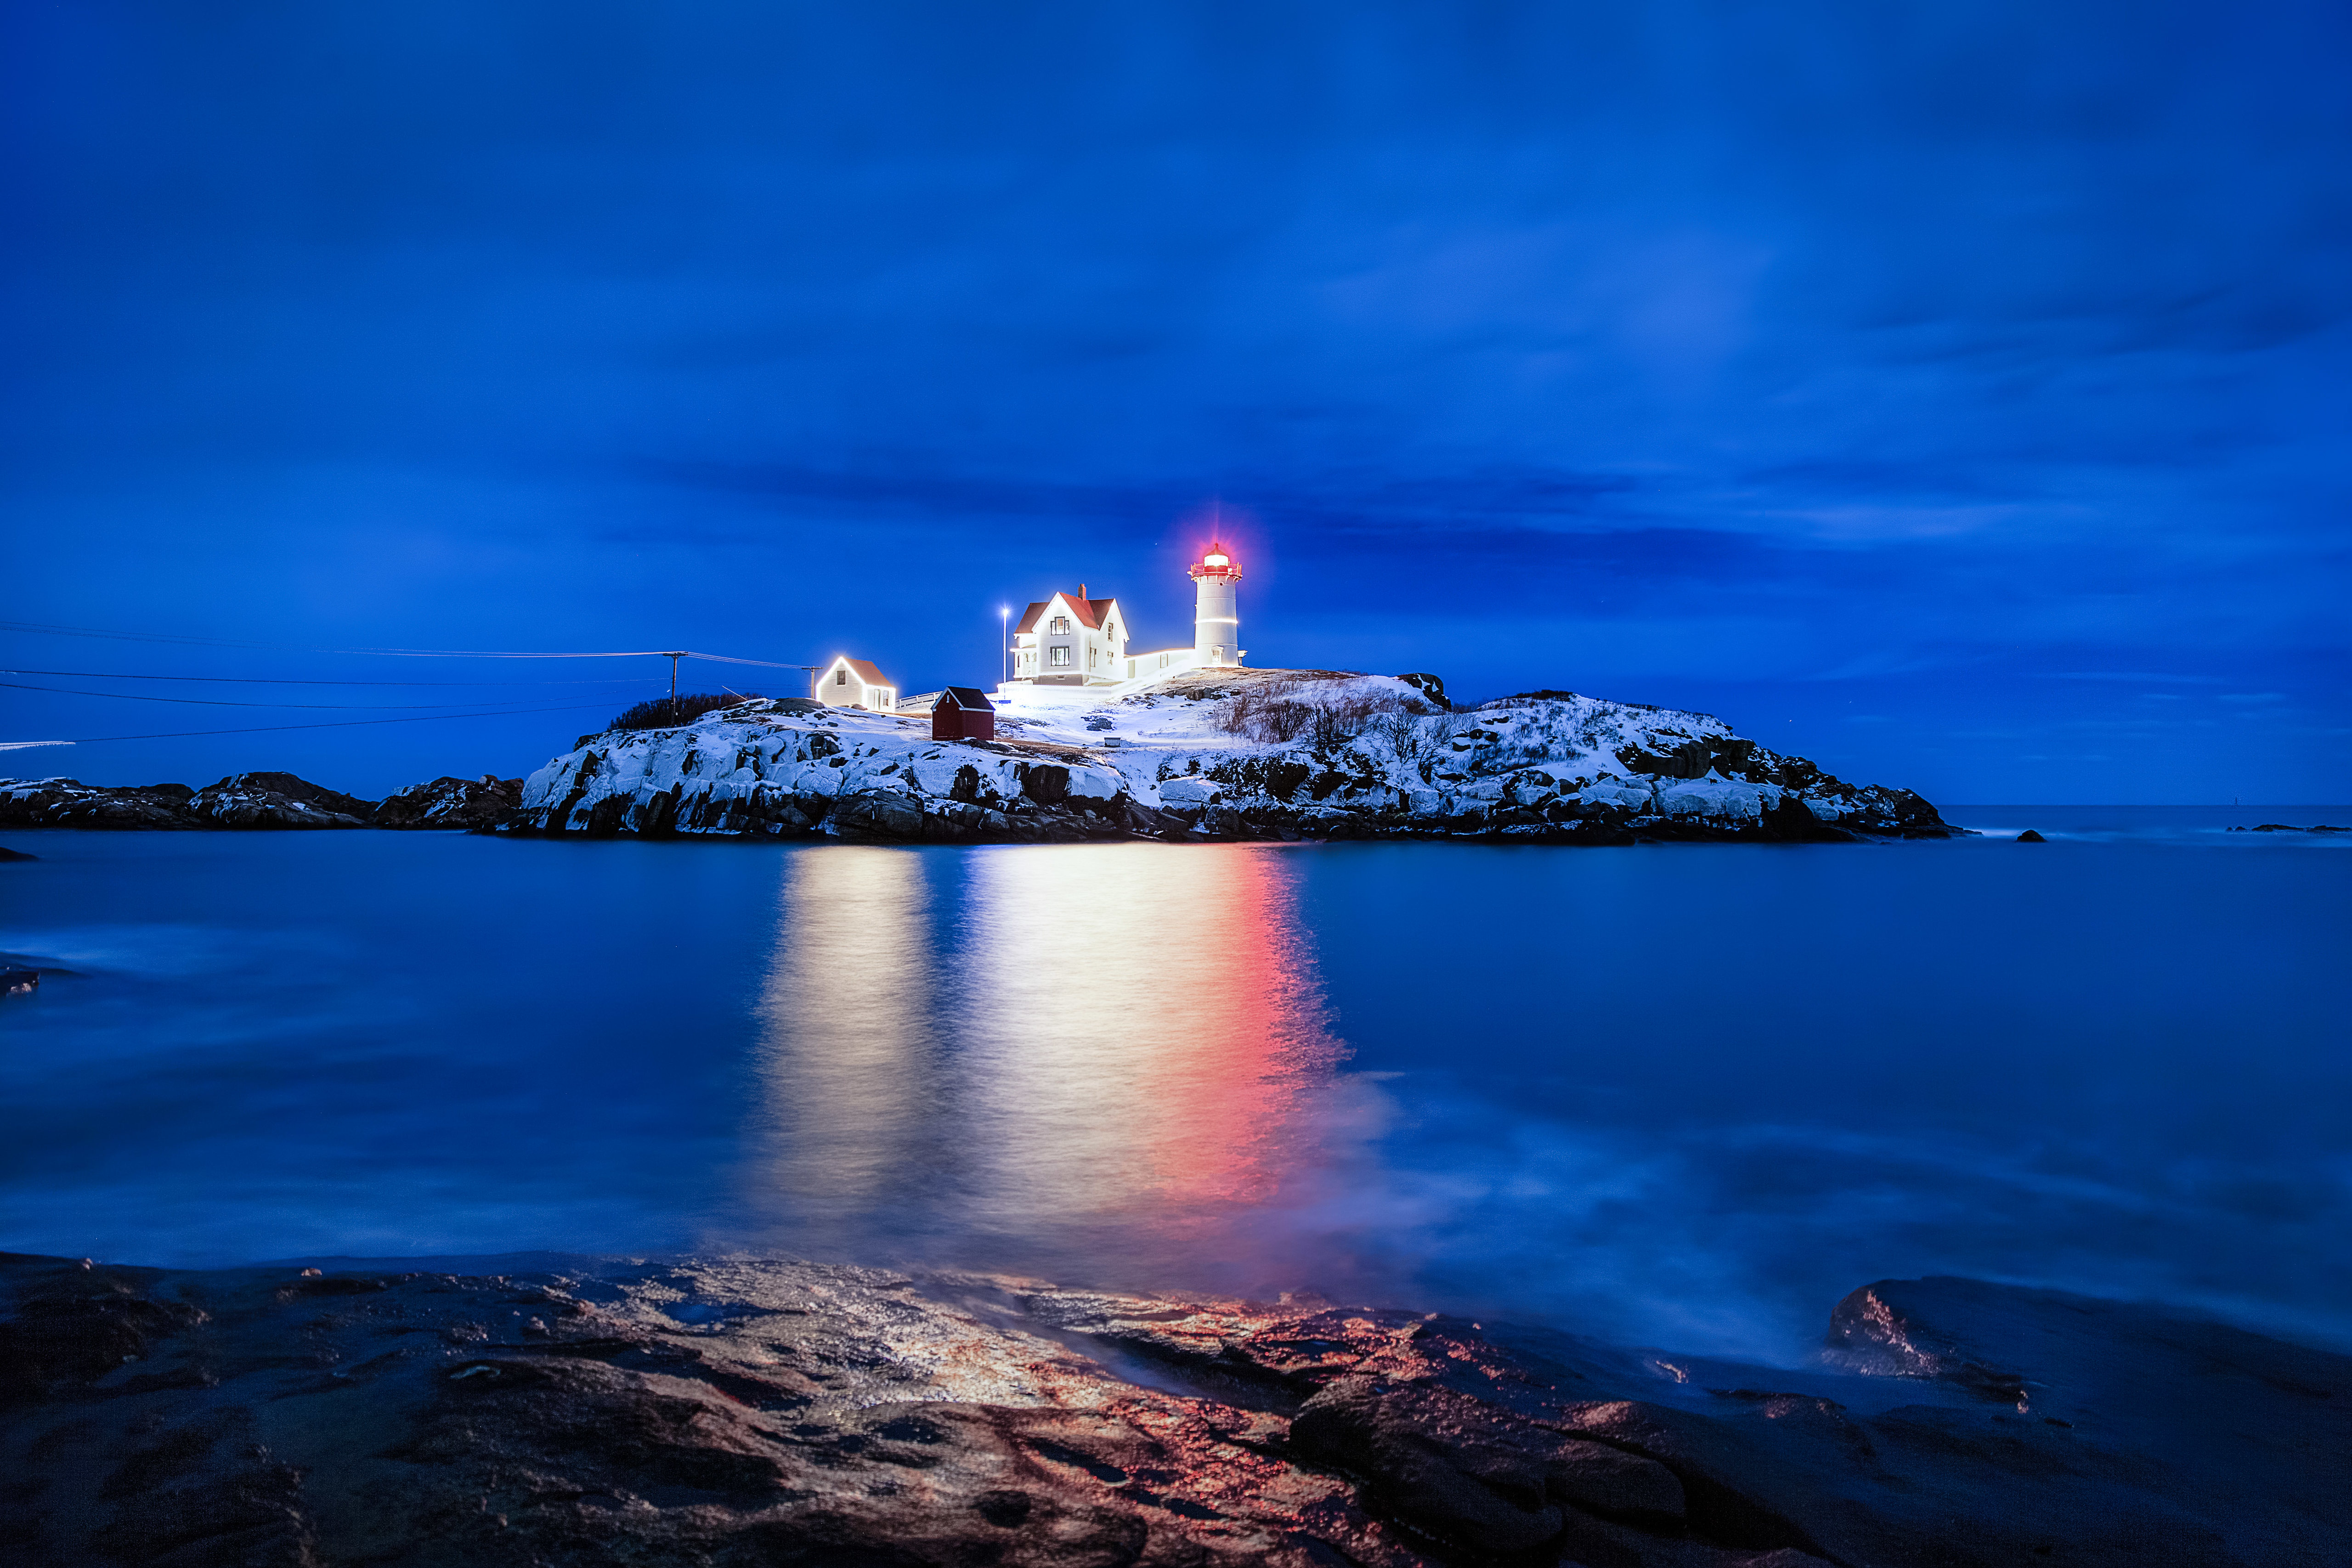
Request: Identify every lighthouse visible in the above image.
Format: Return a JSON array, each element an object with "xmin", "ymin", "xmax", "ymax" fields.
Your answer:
[{"xmin": 1188, "ymin": 541, "xmax": 1244, "ymax": 667}]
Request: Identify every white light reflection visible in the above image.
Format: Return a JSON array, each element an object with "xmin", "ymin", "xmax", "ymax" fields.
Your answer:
[{"xmin": 751, "ymin": 845, "xmax": 936, "ymax": 1230}]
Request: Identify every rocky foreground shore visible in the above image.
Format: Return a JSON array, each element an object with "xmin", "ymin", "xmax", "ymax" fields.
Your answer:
[{"xmin": 4, "ymin": 1252, "xmax": 2341, "ymax": 1567}]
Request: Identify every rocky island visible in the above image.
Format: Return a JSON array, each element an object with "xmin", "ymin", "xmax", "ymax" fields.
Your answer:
[
  {"xmin": 3, "ymin": 1251, "xmax": 2341, "ymax": 1567},
  {"xmin": 0, "ymin": 773, "xmax": 522, "ymax": 834},
  {"xmin": 507, "ymin": 671, "xmax": 1954, "ymax": 845},
  {"xmin": 1, "ymin": 671, "xmax": 1952, "ymax": 846}
]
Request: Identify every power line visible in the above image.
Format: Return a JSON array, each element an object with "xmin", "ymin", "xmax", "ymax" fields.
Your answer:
[
  {"xmin": 1, "ymin": 667, "xmax": 656, "ymax": 687},
  {"xmin": 11, "ymin": 700, "xmax": 631, "ymax": 748},
  {"xmin": 1, "ymin": 680, "xmax": 641, "ymax": 711},
  {"xmin": 688, "ymin": 652, "xmax": 819, "ymax": 671},
  {"xmin": 0, "ymin": 620, "xmax": 813, "ymax": 670},
  {"xmin": 0, "ymin": 620, "xmax": 672, "ymax": 658}
]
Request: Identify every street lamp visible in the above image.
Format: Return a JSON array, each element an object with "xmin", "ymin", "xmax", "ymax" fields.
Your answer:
[{"xmin": 999, "ymin": 605, "xmax": 1010, "ymax": 687}]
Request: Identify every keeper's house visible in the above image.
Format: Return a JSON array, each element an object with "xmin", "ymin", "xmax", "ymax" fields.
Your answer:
[
  {"xmin": 814, "ymin": 655, "xmax": 898, "ymax": 711},
  {"xmin": 1009, "ymin": 588, "xmax": 1128, "ymax": 686}
]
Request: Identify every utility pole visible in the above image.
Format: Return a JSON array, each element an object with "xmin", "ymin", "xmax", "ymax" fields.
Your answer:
[{"xmin": 662, "ymin": 651, "xmax": 687, "ymax": 722}]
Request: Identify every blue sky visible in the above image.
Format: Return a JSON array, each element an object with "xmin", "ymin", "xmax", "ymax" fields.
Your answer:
[{"xmin": 4, "ymin": 2, "xmax": 2346, "ymax": 801}]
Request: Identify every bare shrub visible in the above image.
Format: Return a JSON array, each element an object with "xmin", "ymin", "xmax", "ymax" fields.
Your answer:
[
  {"xmin": 610, "ymin": 692, "xmax": 764, "ymax": 731},
  {"xmin": 1370, "ymin": 708, "xmax": 1434, "ymax": 768},
  {"xmin": 1217, "ymin": 678, "xmax": 1313, "ymax": 742},
  {"xmin": 1307, "ymin": 688, "xmax": 1386, "ymax": 751}
]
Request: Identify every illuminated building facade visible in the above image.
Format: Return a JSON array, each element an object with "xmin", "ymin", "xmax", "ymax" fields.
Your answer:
[
  {"xmin": 1005, "ymin": 544, "xmax": 1246, "ymax": 689},
  {"xmin": 1008, "ymin": 588, "xmax": 1129, "ymax": 687},
  {"xmin": 814, "ymin": 654, "xmax": 898, "ymax": 711}
]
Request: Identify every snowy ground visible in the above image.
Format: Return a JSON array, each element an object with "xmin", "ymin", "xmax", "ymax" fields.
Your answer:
[{"xmin": 509, "ymin": 669, "xmax": 1948, "ymax": 841}]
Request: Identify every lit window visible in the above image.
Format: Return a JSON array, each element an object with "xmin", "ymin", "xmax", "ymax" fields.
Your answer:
[
  {"xmin": 1049, "ymin": 646, "xmax": 1070, "ymax": 666},
  {"xmin": 1050, "ymin": 615, "xmax": 1069, "ymax": 633}
]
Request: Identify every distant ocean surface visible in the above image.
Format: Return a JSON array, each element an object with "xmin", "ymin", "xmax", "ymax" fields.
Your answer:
[{"xmin": 4, "ymin": 806, "xmax": 2346, "ymax": 1365}]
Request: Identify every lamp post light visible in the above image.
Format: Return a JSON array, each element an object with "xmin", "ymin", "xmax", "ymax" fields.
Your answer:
[{"xmin": 1000, "ymin": 605, "xmax": 1010, "ymax": 687}]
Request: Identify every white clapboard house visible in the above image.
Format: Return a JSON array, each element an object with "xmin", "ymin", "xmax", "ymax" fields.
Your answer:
[{"xmin": 814, "ymin": 655, "xmax": 898, "ymax": 711}]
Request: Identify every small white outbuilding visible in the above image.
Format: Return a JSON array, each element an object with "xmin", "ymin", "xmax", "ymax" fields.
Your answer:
[{"xmin": 814, "ymin": 655, "xmax": 898, "ymax": 711}]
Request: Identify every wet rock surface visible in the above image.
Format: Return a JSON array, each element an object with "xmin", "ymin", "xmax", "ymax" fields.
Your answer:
[
  {"xmin": 4, "ymin": 1256, "xmax": 2341, "ymax": 1567},
  {"xmin": 371, "ymin": 774, "xmax": 524, "ymax": 830}
]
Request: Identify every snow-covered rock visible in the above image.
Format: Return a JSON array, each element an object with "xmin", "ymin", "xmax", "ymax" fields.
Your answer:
[
  {"xmin": 372, "ymin": 774, "xmax": 523, "ymax": 830},
  {"xmin": 185, "ymin": 772, "xmax": 373, "ymax": 829},
  {"xmin": 0, "ymin": 772, "xmax": 376, "ymax": 829},
  {"xmin": 0, "ymin": 777, "xmax": 202, "ymax": 829},
  {"xmin": 499, "ymin": 671, "xmax": 1955, "ymax": 844}
]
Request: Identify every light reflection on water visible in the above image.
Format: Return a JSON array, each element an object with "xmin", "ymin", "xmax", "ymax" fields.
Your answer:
[
  {"xmin": 744, "ymin": 844, "xmax": 1371, "ymax": 1295},
  {"xmin": 3, "ymin": 818, "xmax": 2348, "ymax": 1364}
]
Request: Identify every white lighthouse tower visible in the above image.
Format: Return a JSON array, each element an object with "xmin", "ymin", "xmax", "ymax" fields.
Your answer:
[{"xmin": 1188, "ymin": 540, "xmax": 1244, "ymax": 667}]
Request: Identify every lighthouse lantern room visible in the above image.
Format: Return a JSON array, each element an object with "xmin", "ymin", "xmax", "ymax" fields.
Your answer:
[{"xmin": 1188, "ymin": 541, "xmax": 1244, "ymax": 668}]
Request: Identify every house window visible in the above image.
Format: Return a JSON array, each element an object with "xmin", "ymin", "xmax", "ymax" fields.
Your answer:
[
  {"xmin": 1049, "ymin": 646, "xmax": 1070, "ymax": 666},
  {"xmin": 1050, "ymin": 615, "xmax": 1070, "ymax": 634},
  {"xmin": 1088, "ymin": 647, "xmax": 1097, "ymax": 668},
  {"xmin": 835, "ymin": 669, "xmax": 846, "ymax": 686}
]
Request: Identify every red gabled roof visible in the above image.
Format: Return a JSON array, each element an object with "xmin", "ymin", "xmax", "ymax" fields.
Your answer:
[
  {"xmin": 828, "ymin": 656, "xmax": 892, "ymax": 688},
  {"xmin": 1014, "ymin": 593, "xmax": 1119, "ymax": 634}
]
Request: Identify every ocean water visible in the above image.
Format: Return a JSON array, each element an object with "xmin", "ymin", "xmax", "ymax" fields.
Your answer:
[{"xmin": 2, "ymin": 807, "xmax": 2346, "ymax": 1365}]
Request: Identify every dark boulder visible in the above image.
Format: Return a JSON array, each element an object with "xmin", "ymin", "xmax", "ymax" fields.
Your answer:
[
  {"xmin": 0, "ymin": 846, "xmax": 34, "ymax": 861},
  {"xmin": 0, "ymin": 778, "xmax": 204, "ymax": 829},
  {"xmin": 2, "ymin": 969, "xmax": 36, "ymax": 996},
  {"xmin": 1290, "ymin": 1376, "xmax": 1685, "ymax": 1554},
  {"xmin": 1618, "ymin": 738, "xmax": 1714, "ymax": 779},
  {"xmin": 1397, "ymin": 671, "xmax": 1449, "ymax": 709},
  {"xmin": 2016, "ymin": 829, "xmax": 2046, "ymax": 842},
  {"xmin": 832, "ymin": 790, "xmax": 928, "ymax": 840},
  {"xmin": 1758, "ymin": 796, "xmax": 1849, "ymax": 842},
  {"xmin": 186, "ymin": 772, "xmax": 374, "ymax": 829},
  {"xmin": 373, "ymin": 775, "xmax": 523, "ymax": 830},
  {"xmin": 1020, "ymin": 763, "xmax": 1069, "ymax": 805},
  {"xmin": 0, "ymin": 1257, "xmax": 204, "ymax": 1406}
]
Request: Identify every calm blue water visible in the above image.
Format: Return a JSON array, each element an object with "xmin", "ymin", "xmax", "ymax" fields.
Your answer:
[{"xmin": 3, "ymin": 807, "xmax": 2346, "ymax": 1364}]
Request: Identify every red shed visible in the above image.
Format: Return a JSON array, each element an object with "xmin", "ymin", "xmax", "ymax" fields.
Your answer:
[{"xmin": 932, "ymin": 685, "xmax": 997, "ymax": 742}]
